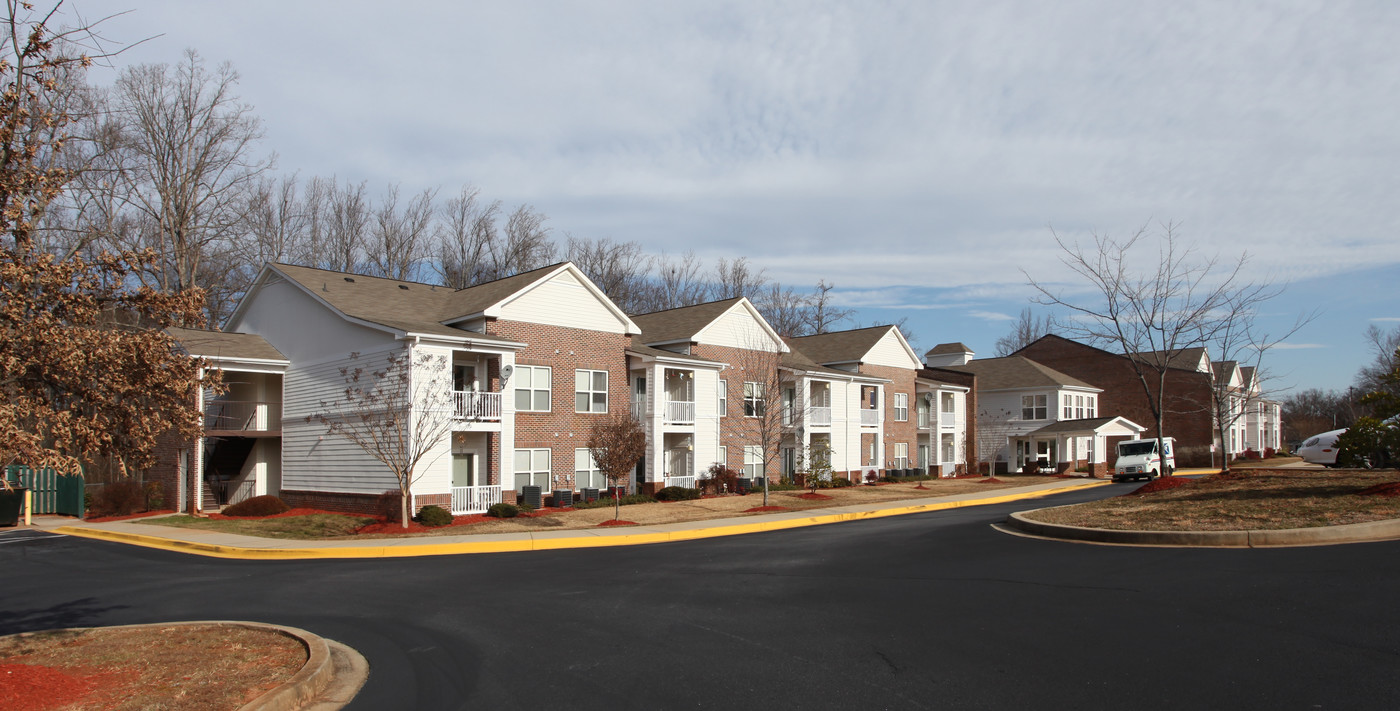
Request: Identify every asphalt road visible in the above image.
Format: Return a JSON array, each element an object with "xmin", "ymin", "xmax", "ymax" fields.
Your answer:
[{"xmin": 4, "ymin": 484, "xmax": 1399, "ymax": 710}]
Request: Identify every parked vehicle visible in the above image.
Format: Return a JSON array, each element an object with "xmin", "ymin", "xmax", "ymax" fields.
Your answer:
[
  {"xmin": 1298, "ymin": 429, "xmax": 1346, "ymax": 467},
  {"xmin": 1112, "ymin": 437, "xmax": 1176, "ymax": 482}
]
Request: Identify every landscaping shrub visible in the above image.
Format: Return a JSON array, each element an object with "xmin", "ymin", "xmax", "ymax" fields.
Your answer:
[
  {"xmin": 574, "ymin": 493, "xmax": 655, "ymax": 509},
  {"xmin": 143, "ymin": 481, "xmax": 166, "ymax": 510},
  {"xmin": 375, "ymin": 490, "xmax": 403, "ymax": 523},
  {"xmin": 758, "ymin": 480, "xmax": 800, "ymax": 492},
  {"xmin": 655, "ymin": 486, "xmax": 702, "ymax": 501},
  {"xmin": 416, "ymin": 504, "xmax": 453, "ymax": 527},
  {"xmin": 701, "ymin": 464, "xmax": 741, "ymax": 495},
  {"xmin": 222, "ymin": 495, "xmax": 291, "ymax": 517},
  {"xmin": 1264, "ymin": 447, "xmax": 1276, "ymax": 459},
  {"xmin": 831, "ymin": 477, "xmax": 854, "ymax": 488},
  {"xmin": 486, "ymin": 503, "xmax": 519, "ymax": 518},
  {"xmin": 89, "ymin": 480, "xmax": 145, "ymax": 517},
  {"xmin": 864, "ymin": 471, "xmax": 881, "ymax": 485}
]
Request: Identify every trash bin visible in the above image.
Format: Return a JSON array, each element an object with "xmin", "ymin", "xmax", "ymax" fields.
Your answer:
[{"xmin": 0, "ymin": 488, "xmax": 26, "ymax": 526}]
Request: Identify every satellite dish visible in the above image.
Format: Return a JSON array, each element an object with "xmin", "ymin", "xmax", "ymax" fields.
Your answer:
[
  {"xmin": 500, "ymin": 364, "xmax": 515, "ymax": 381},
  {"xmin": 923, "ymin": 392, "xmax": 933, "ymax": 403}
]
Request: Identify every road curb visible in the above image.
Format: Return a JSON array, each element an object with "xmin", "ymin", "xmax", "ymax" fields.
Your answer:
[
  {"xmin": 1003, "ymin": 508, "xmax": 1400, "ymax": 547},
  {"xmin": 0, "ymin": 621, "xmax": 364, "ymax": 710},
  {"xmin": 52, "ymin": 480, "xmax": 1111, "ymax": 560}
]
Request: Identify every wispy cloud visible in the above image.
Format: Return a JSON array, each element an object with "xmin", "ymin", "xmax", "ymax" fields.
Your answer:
[
  {"xmin": 1370, "ymin": 317, "xmax": 1400, "ymax": 322},
  {"xmin": 968, "ymin": 310, "xmax": 1017, "ymax": 323},
  {"xmin": 1270, "ymin": 343, "xmax": 1328, "ymax": 351}
]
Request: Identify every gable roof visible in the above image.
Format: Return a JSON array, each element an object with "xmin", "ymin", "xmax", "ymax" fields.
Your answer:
[
  {"xmin": 630, "ymin": 298, "xmax": 746, "ymax": 345},
  {"xmin": 1019, "ymin": 334, "xmax": 1212, "ymax": 373},
  {"xmin": 788, "ymin": 325, "xmax": 919, "ymax": 368},
  {"xmin": 780, "ymin": 340, "xmax": 886, "ymax": 381},
  {"xmin": 234, "ymin": 262, "xmax": 636, "ymax": 343},
  {"xmin": 1028, "ymin": 416, "xmax": 1145, "ymax": 437},
  {"xmin": 939, "ymin": 356, "xmax": 1097, "ymax": 392},
  {"xmin": 926, "ymin": 342, "xmax": 973, "ymax": 356},
  {"xmin": 167, "ymin": 327, "xmax": 288, "ymax": 363}
]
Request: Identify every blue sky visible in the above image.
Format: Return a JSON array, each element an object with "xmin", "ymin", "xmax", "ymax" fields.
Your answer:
[{"xmin": 92, "ymin": 1, "xmax": 1400, "ymax": 395}]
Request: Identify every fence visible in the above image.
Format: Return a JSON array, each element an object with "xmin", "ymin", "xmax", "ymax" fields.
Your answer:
[{"xmin": 4, "ymin": 465, "xmax": 85, "ymax": 517}]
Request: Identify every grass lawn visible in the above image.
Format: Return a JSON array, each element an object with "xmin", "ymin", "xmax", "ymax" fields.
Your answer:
[
  {"xmin": 142, "ymin": 475, "xmax": 1069, "ymax": 540},
  {"xmin": 1023, "ymin": 468, "xmax": 1400, "ymax": 531}
]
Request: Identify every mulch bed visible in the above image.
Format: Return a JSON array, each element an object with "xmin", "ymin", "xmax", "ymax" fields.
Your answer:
[
  {"xmin": 1358, "ymin": 482, "xmax": 1400, "ymax": 497},
  {"xmin": 977, "ymin": 477, "xmax": 1004, "ymax": 484},
  {"xmin": 1126, "ymin": 477, "xmax": 1190, "ymax": 495},
  {"xmin": 0, "ymin": 662, "xmax": 111, "ymax": 710},
  {"xmin": 744, "ymin": 505, "xmax": 789, "ymax": 512},
  {"xmin": 210, "ymin": 507, "xmax": 349, "ymax": 520},
  {"xmin": 798, "ymin": 493, "xmax": 833, "ymax": 500},
  {"xmin": 84, "ymin": 509, "xmax": 176, "ymax": 523},
  {"xmin": 596, "ymin": 519, "xmax": 637, "ymax": 527}
]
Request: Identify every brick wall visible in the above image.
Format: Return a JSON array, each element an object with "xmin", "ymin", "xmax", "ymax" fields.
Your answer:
[
  {"xmin": 922, "ymin": 367, "xmax": 979, "ymax": 471},
  {"xmin": 1017, "ymin": 336, "xmax": 1217, "ymax": 467},
  {"xmin": 693, "ymin": 343, "xmax": 769, "ymax": 481},
  {"xmin": 488, "ymin": 319, "xmax": 633, "ymax": 493},
  {"xmin": 860, "ymin": 363, "xmax": 919, "ymax": 471}
]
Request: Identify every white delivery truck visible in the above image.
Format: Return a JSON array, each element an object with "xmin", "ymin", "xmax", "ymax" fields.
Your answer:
[{"xmin": 1112, "ymin": 437, "xmax": 1176, "ymax": 482}]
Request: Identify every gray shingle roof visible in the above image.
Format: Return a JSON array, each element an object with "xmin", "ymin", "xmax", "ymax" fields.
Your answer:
[
  {"xmin": 1028, "ymin": 416, "xmax": 1141, "ymax": 436},
  {"xmin": 630, "ymin": 298, "xmax": 745, "ymax": 346},
  {"xmin": 787, "ymin": 325, "xmax": 893, "ymax": 365},
  {"xmin": 926, "ymin": 342, "xmax": 972, "ymax": 356},
  {"xmin": 939, "ymin": 356, "xmax": 1096, "ymax": 391},
  {"xmin": 167, "ymin": 327, "xmax": 288, "ymax": 362}
]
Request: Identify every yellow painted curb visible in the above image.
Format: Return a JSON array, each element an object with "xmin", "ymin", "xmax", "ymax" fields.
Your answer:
[{"xmin": 53, "ymin": 480, "xmax": 1111, "ymax": 560}]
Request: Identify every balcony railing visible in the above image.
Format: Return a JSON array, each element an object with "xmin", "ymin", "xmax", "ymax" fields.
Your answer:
[
  {"xmin": 453, "ymin": 391, "xmax": 502, "ymax": 421},
  {"xmin": 940, "ymin": 411, "xmax": 958, "ymax": 428},
  {"xmin": 860, "ymin": 409, "xmax": 880, "ymax": 426},
  {"xmin": 810, "ymin": 407, "xmax": 832, "ymax": 426},
  {"xmin": 665, "ymin": 475, "xmax": 697, "ymax": 489},
  {"xmin": 204, "ymin": 400, "xmax": 280, "ymax": 432},
  {"xmin": 451, "ymin": 485, "xmax": 502, "ymax": 514},
  {"xmin": 665, "ymin": 400, "xmax": 695, "ymax": 424}
]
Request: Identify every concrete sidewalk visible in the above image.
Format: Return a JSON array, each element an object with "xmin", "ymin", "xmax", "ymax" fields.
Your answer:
[{"xmin": 46, "ymin": 477, "xmax": 1118, "ymax": 560}]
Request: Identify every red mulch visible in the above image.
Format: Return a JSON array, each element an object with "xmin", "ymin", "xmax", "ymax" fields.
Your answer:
[
  {"xmin": 1357, "ymin": 482, "xmax": 1400, "ymax": 497},
  {"xmin": 209, "ymin": 507, "xmax": 351, "ymax": 520},
  {"xmin": 596, "ymin": 519, "xmax": 637, "ymax": 527},
  {"xmin": 798, "ymin": 493, "xmax": 833, "ymax": 500},
  {"xmin": 84, "ymin": 509, "xmax": 175, "ymax": 523},
  {"xmin": 977, "ymin": 477, "xmax": 1004, "ymax": 484},
  {"xmin": 745, "ymin": 505, "xmax": 789, "ymax": 512},
  {"xmin": 353, "ymin": 506, "xmax": 571, "ymax": 535},
  {"xmin": 1127, "ymin": 477, "xmax": 1190, "ymax": 495},
  {"xmin": 913, "ymin": 484, "xmax": 930, "ymax": 489},
  {"xmin": 0, "ymin": 663, "xmax": 111, "ymax": 710}
]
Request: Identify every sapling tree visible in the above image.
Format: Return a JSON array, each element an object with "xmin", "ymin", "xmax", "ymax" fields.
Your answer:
[
  {"xmin": 308, "ymin": 349, "xmax": 454, "ymax": 527},
  {"xmin": 586, "ymin": 410, "xmax": 647, "ymax": 521}
]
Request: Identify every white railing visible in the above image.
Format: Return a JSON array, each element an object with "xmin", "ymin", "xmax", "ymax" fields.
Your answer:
[
  {"xmin": 860, "ymin": 409, "xmax": 880, "ymax": 426},
  {"xmin": 631, "ymin": 402, "xmax": 646, "ymax": 420},
  {"xmin": 665, "ymin": 400, "xmax": 695, "ymax": 424},
  {"xmin": 665, "ymin": 475, "xmax": 696, "ymax": 489},
  {"xmin": 453, "ymin": 391, "xmax": 502, "ymax": 421},
  {"xmin": 940, "ymin": 411, "xmax": 958, "ymax": 427},
  {"xmin": 810, "ymin": 407, "xmax": 832, "ymax": 426},
  {"xmin": 451, "ymin": 485, "xmax": 502, "ymax": 514},
  {"xmin": 204, "ymin": 400, "xmax": 281, "ymax": 432}
]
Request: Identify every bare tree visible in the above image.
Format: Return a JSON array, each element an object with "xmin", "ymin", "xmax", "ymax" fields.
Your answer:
[
  {"xmin": 731, "ymin": 337, "xmax": 791, "ymax": 506},
  {"xmin": 805, "ymin": 280, "xmax": 852, "ymax": 335},
  {"xmin": 308, "ymin": 349, "xmax": 454, "ymax": 528},
  {"xmin": 586, "ymin": 410, "xmax": 647, "ymax": 521},
  {"xmin": 756, "ymin": 282, "xmax": 809, "ymax": 338},
  {"xmin": 974, "ymin": 407, "xmax": 1018, "ymax": 476},
  {"xmin": 1027, "ymin": 222, "xmax": 1289, "ymax": 475},
  {"xmin": 489, "ymin": 203, "xmax": 555, "ymax": 279},
  {"xmin": 434, "ymin": 185, "xmax": 499, "ymax": 289},
  {"xmin": 644, "ymin": 250, "xmax": 708, "ymax": 311},
  {"xmin": 994, "ymin": 307, "xmax": 1057, "ymax": 357},
  {"xmin": 566, "ymin": 234, "xmax": 652, "ymax": 313},
  {"xmin": 101, "ymin": 49, "xmax": 272, "ymax": 303},
  {"xmin": 323, "ymin": 178, "xmax": 368, "ymax": 273},
  {"xmin": 1356, "ymin": 324, "xmax": 1400, "ymax": 399},
  {"xmin": 710, "ymin": 256, "xmax": 768, "ymax": 301},
  {"xmin": 365, "ymin": 183, "xmax": 435, "ymax": 281}
]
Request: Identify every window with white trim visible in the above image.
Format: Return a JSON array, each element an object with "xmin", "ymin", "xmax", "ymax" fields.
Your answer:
[
  {"xmin": 716, "ymin": 445, "xmax": 727, "ymax": 469},
  {"xmin": 1021, "ymin": 394, "xmax": 1047, "ymax": 420},
  {"xmin": 513, "ymin": 448, "xmax": 551, "ymax": 490},
  {"xmin": 1075, "ymin": 394, "xmax": 1085, "ymax": 419},
  {"xmin": 1063, "ymin": 394, "xmax": 1073, "ymax": 420},
  {"xmin": 743, "ymin": 381, "xmax": 765, "ymax": 417},
  {"xmin": 574, "ymin": 369, "xmax": 608, "ymax": 413},
  {"xmin": 514, "ymin": 366, "xmax": 551, "ymax": 412},
  {"xmin": 743, "ymin": 445, "xmax": 763, "ymax": 477},
  {"xmin": 1086, "ymin": 395, "xmax": 1096, "ymax": 418},
  {"xmin": 574, "ymin": 448, "xmax": 604, "ymax": 489},
  {"xmin": 718, "ymin": 379, "xmax": 727, "ymax": 418},
  {"xmin": 894, "ymin": 393, "xmax": 908, "ymax": 422},
  {"xmin": 893, "ymin": 442, "xmax": 909, "ymax": 468}
]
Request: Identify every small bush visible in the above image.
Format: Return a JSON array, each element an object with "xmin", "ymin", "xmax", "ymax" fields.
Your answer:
[
  {"xmin": 89, "ymin": 480, "xmax": 145, "ymax": 517},
  {"xmin": 486, "ymin": 503, "xmax": 519, "ymax": 518},
  {"xmin": 416, "ymin": 504, "xmax": 454, "ymax": 526},
  {"xmin": 142, "ymin": 481, "xmax": 166, "ymax": 510},
  {"xmin": 864, "ymin": 471, "xmax": 881, "ymax": 485},
  {"xmin": 375, "ymin": 490, "xmax": 404, "ymax": 523},
  {"xmin": 222, "ymin": 495, "xmax": 291, "ymax": 517},
  {"xmin": 765, "ymin": 480, "xmax": 800, "ymax": 491},
  {"xmin": 831, "ymin": 477, "xmax": 854, "ymax": 488},
  {"xmin": 701, "ymin": 464, "xmax": 741, "ymax": 495},
  {"xmin": 575, "ymin": 493, "xmax": 655, "ymax": 509},
  {"xmin": 1264, "ymin": 447, "xmax": 1277, "ymax": 459},
  {"xmin": 655, "ymin": 486, "xmax": 702, "ymax": 501}
]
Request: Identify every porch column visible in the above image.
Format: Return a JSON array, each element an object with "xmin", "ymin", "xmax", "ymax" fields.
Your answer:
[
  {"xmin": 499, "ymin": 352, "xmax": 516, "ymax": 493},
  {"xmin": 193, "ymin": 369, "xmax": 205, "ymax": 513}
]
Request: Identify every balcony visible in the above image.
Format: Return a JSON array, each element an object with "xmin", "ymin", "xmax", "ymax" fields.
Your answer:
[
  {"xmin": 451, "ymin": 485, "xmax": 502, "ymax": 514},
  {"xmin": 810, "ymin": 407, "xmax": 832, "ymax": 426},
  {"xmin": 940, "ymin": 411, "xmax": 958, "ymax": 428},
  {"xmin": 860, "ymin": 409, "xmax": 879, "ymax": 426},
  {"xmin": 204, "ymin": 400, "xmax": 280, "ymax": 434},
  {"xmin": 453, "ymin": 391, "xmax": 502, "ymax": 422},
  {"xmin": 917, "ymin": 410, "xmax": 931, "ymax": 428},
  {"xmin": 665, "ymin": 400, "xmax": 695, "ymax": 424},
  {"xmin": 631, "ymin": 401, "xmax": 646, "ymax": 421}
]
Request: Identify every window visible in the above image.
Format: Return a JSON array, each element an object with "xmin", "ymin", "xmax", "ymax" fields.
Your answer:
[
  {"xmin": 717, "ymin": 445, "xmax": 727, "ymax": 468},
  {"xmin": 782, "ymin": 387, "xmax": 796, "ymax": 426},
  {"xmin": 574, "ymin": 448, "xmax": 604, "ymax": 489},
  {"xmin": 743, "ymin": 445, "xmax": 763, "ymax": 477},
  {"xmin": 893, "ymin": 442, "xmax": 909, "ymax": 468},
  {"xmin": 574, "ymin": 369, "xmax": 608, "ymax": 413},
  {"xmin": 514, "ymin": 366, "xmax": 551, "ymax": 412},
  {"xmin": 894, "ymin": 393, "xmax": 908, "ymax": 422},
  {"xmin": 1075, "ymin": 395, "xmax": 1085, "ymax": 419},
  {"xmin": 743, "ymin": 381, "xmax": 765, "ymax": 417},
  {"xmin": 1021, "ymin": 394, "xmax": 1047, "ymax": 420},
  {"xmin": 718, "ymin": 379, "xmax": 727, "ymax": 418},
  {"xmin": 513, "ymin": 448, "xmax": 551, "ymax": 491},
  {"xmin": 1086, "ymin": 396, "xmax": 1096, "ymax": 418},
  {"xmin": 1063, "ymin": 394, "xmax": 1073, "ymax": 420}
]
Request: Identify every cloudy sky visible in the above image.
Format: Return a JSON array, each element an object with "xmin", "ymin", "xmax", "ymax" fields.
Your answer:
[{"xmin": 90, "ymin": 1, "xmax": 1400, "ymax": 395}]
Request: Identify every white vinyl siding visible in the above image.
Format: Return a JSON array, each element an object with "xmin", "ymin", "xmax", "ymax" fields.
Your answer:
[
  {"xmin": 514, "ymin": 448, "xmax": 551, "ymax": 490},
  {"xmin": 574, "ymin": 448, "xmax": 604, "ymax": 489},
  {"xmin": 496, "ymin": 269, "xmax": 630, "ymax": 333},
  {"xmin": 575, "ymin": 369, "xmax": 608, "ymax": 413},
  {"xmin": 695, "ymin": 304, "xmax": 781, "ymax": 351},
  {"xmin": 863, "ymin": 328, "xmax": 922, "ymax": 369},
  {"xmin": 515, "ymin": 365, "xmax": 551, "ymax": 412}
]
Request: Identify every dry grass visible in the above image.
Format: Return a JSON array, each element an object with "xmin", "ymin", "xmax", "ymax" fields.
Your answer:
[
  {"xmin": 1024, "ymin": 468, "xmax": 1400, "ymax": 531},
  {"xmin": 0, "ymin": 624, "xmax": 305, "ymax": 710},
  {"xmin": 145, "ymin": 476, "xmax": 1061, "ymax": 540}
]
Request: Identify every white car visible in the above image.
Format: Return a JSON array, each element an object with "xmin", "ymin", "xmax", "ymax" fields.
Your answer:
[{"xmin": 1297, "ymin": 429, "xmax": 1346, "ymax": 466}]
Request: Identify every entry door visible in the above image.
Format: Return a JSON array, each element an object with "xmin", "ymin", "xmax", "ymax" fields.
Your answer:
[
  {"xmin": 781, "ymin": 447, "xmax": 796, "ymax": 478},
  {"xmin": 452, "ymin": 453, "xmax": 477, "ymax": 487},
  {"xmin": 1036, "ymin": 441, "xmax": 1053, "ymax": 467}
]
